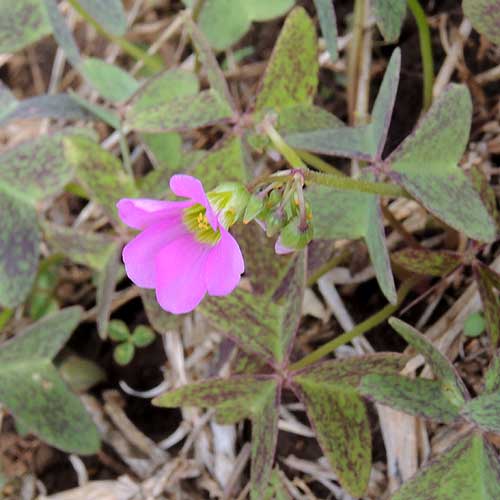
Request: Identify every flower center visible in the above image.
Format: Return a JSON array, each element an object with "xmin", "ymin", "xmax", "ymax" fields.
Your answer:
[{"xmin": 183, "ymin": 204, "xmax": 221, "ymax": 245}]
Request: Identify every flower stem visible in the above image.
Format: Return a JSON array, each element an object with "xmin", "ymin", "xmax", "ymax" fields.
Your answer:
[
  {"xmin": 263, "ymin": 121, "xmax": 305, "ymax": 169},
  {"xmin": 289, "ymin": 278, "xmax": 417, "ymax": 372},
  {"xmin": 67, "ymin": 0, "xmax": 162, "ymax": 72},
  {"xmin": 407, "ymin": 0, "xmax": 434, "ymax": 111},
  {"xmin": 296, "ymin": 150, "xmax": 343, "ymax": 176},
  {"xmin": 303, "ymin": 170, "xmax": 408, "ymax": 198}
]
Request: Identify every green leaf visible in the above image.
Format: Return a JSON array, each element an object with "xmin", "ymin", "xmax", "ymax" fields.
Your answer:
[
  {"xmin": 463, "ymin": 311, "xmax": 486, "ymax": 338},
  {"xmin": 126, "ymin": 89, "xmax": 233, "ymax": 132},
  {"xmin": 306, "ymin": 184, "xmax": 396, "ymax": 303},
  {"xmin": 285, "ymin": 49, "xmax": 401, "ymax": 160},
  {"xmin": 108, "ymin": 319, "xmax": 130, "ymax": 342},
  {"xmin": 463, "ymin": 0, "xmax": 500, "ymax": 45},
  {"xmin": 473, "ymin": 262, "xmax": 500, "ymax": 346},
  {"xmin": 389, "ymin": 317, "xmax": 467, "ymax": 403},
  {"xmin": 80, "ymin": 58, "xmax": 139, "ymax": 102},
  {"xmin": 153, "ymin": 375, "xmax": 277, "ymax": 424},
  {"xmin": 389, "ymin": 84, "xmax": 497, "ymax": 242},
  {"xmin": 0, "ymin": 0, "xmax": 52, "ymax": 53},
  {"xmin": 68, "ymin": 91, "xmax": 121, "ymax": 128},
  {"xmin": 393, "ymin": 434, "xmax": 500, "ymax": 500},
  {"xmin": 140, "ymin": 289, "xmax": 184, "ymax": 333},
  {"xmin": 392, "ymin": 248, "xmax": 462, "ymax": 276},
  {"xmin": 250, "ymin": 383, "xmax": 280, "ymax": 500},
  {"xmin": 485, "ymin": 354, "xmax": 500, "ymax": 394},
  {"xmin": 59, "ymin": 353, "xmax": 106, "ymax": 392},
  {"xmin": 64, "ymin": 135, "xmax": 138, "ymax": 221},
  {"xmin": 183, "ymin": 0, "xmax": 294, "ymax": 51},
  {"xmin": 360, "ymin": 374, "xmax": 462, "ymax": 423},
  {"xmin": 372, "ymin": 0, "xmax": 407, "ymax": 42},
  {"xmin": 43, "ymin": 0, "xmax": 81, "ymax": 66},
  {"xmin": 0, "ymin": 196, "xmax": 39, "ymax": 308},
  {"xmin": 0, "ymin": 307, "xmax": 100, "ymax": 454},
  {"xmin": 131, "ymin": 325, "xmax": 155, "ymax": 347},
  {"xmin": 0, "ymin": 82, "xmax": 19, "ymax": 121},
  {"xmin": 42, "ymin": 222, "xmax": 118, "ymax": 271},
  {"xmin": 0, "ymin": 94, "xmax": 91, "ymax": 126},
  {"xmin": 200, "ymin": 289, "xmax": 287, "ymax": 363},
  {"xmin": 113, "ymin": 342, "xmax": 135, "ymax": 365},
  {"xmin": 462, "ymin": 392, "xmax": 500, "ymax": 433},
  {"xmin": 313, "ymin": 0, "xmax": 338, "ymax": 62},
  {"xmin": 141, "ymin": 133, "xmax": 183, "ymax": 172},
  {"xmin": 294, "ymin": 381, "xmax": 371, "ymax": 497},
  {"xmin": 77, "ymin": 0, "xmax": 127, "ymax": 36},
  {"xmin": 189, "ymin": 136, "xmax": 248, "ymax": 190},
  {"xmin": 255, "ymin": 7, "xmax": 317, "ymax": 112},
  {"xmin": 28, "ymin": 258, "xmax": 60, "ymax": 320}
]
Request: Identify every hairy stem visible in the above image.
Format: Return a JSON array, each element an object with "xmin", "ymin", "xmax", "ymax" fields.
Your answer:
[
  {"xmin": 407, "ymin": 0, "xmax": 434, "ymax": 111},
  {"xmin": 289, "ymin": 278, "xmax": 417, "ymax": 372}
]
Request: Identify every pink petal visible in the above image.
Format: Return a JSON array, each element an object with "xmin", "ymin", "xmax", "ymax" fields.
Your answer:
[
  {"xmin": 169, "ymin": 174, "xmax": 218, "ymax": 230},
  {"xmin": 155, "ymin": 235, "xmax": 210, "ymax": 314},
  {"xmin": 204, "ymin": 228, "xmax": 244, "ymax": 296},
  {"xmin": 122, "ymin": 218, "xmax": 186, "ymax": 288},
  {"xmin": 117, "ymin": 198, "xmax": 192, "ymax": 230},
  {"xmin": 275, "ymin": 236, "xmax": 294, "ymax": 255}
]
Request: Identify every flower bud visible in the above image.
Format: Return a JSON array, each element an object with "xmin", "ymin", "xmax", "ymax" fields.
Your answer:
[
  {"xmin": 208, "ymin": 182, "xmax": 250, "ymax": 228},
  {"xmin": 278, "ymin": 216, "xmax": 313, "ymax": 252},
  {"xmin": 243, "ymin": 194, "xmax": 265, "ymax": 224}
]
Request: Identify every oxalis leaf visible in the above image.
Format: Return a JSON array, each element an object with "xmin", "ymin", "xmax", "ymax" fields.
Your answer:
[
  {"xmin": 76, "ymin": 0, "xmax": 127, "ymax": 37},
  {"xmin": 292, "ymin": 354, "xmax": 407, "ymax": 497},
  {"xmin": 463, "ymin": 0, "xmax": 500, "ymax": 45},
  {"xmin": 0, "ymin": 130, "xmax": 91, "ymax": 307},
  {"xmin": 462, "ymin": 391, "xmax": 500, "ymax": 433},
  {"xmin": 392, "ymin": 248, "xmax": 462, "ymax": 277},
  {"xmin": 389, "ymin": 318, "xmax": 468, "ymax": 403},
  {"xmin": 183, "ymin": 0, "xmax": 294, "ymax": 51},
  {"xmin": 388, "ymin": 84, "xmax": 497, "ymax": 242},
  {"xmin": 0, "ymin": 0, "xmax": 52, "ymax": 53},
  {"xmin": 393, "ymin": 434, "xmax": 500, "ymax": 500},
  {"xmin": 372, "ymin": 0, "xmax": 407, "ymax": 42},
  {"xmin": 306, "ymin": 182, "xmax": 396, "ymax": 304},
  {"xmin": 0, "ymin": 307, "xmax": 100, "ymax": 454}
]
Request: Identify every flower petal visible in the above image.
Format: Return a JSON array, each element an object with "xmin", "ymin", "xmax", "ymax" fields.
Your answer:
[
  {"xmin": 117, "ymin": 198, "xmax": 192, "ymax": 230},
  {"xmin": 169, "ymin": 174, "xmax": 218, "ymax": 230},
  {"xmin": 155, "ymin": 235, "xmax": 210, "ymax": 314},
  {"xmin": 205, "ymin": 227, "xmax": 244, "ymax": 296},
  {"xmin": 122, "ymin": 218, "xmax": 186, "ymax": 288}
]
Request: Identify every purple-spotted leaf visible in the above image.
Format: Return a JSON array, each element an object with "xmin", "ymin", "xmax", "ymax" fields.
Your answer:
[
  {"xmin": 462, "ymin": 392, "xmax": 500, "ymax": 433},
  {"xmin": 255, "ymin": 7, "xmax": 318, "ymax": 112},
  {"xmin": 250, "ymin": 383, "xmax": 281, "ymax": 500},
  {"xmin": 199, "ymin": 288, "xmax": 287, "ymax": 363},
  {"xmin": 126, "ymin": 89, "xmax": 233, "ymax": 132},
  {"xmin": 293, "ymin": 353, "xmax": 408, "ymax": 386},
  {"xmin": 389, "ymin": 318, "xmax": 468, "ymax": 403},
  {"xmin": 306, "ymin": 239, "xmax": 337, "ymax": 282},
  {"xmin": 393, "ymin": 434, "xmax": 500, "ymax": 500},
  {"xmin": 42, "ymin": 221, "xmax": 119, "ymax": 271},
  {"xmin": 468, "ymin": 166, "xmax": 499, "ymax": 228},
  {"xmin": 0, "ymin": 307, "xmax": 100, "ymax": 454},
  {"xmin": 293, "ymin": 381, "xmax": 371, "ymax": 497},
  {"xmin": 312, "ymin": 0, "xmax": 338, "ymax": 61},
  {"xmin": 372, "ymin": 0, "xmax": 407, "ymax": 42},
  {"xmin": 485, "ymin": 353, "xmax": 500, "ymax": 394},
  {"xmin": 64, "ymin": 135, "xmax": 138, "ymax": 222},
  {"xmin": 360, "ymin": 374, "xmax": 462, "ymax": 423},
  {"xmin": 388, "ymin": 84, "xmax": 497, "ymax": 242},
  {"xmin": 0, "ymin": 0, "xmax": 52, "ymax": 53},
  {"xmin": 473, "ymin": 262, "xmax": 500, "ymax": 346},
  {"xmin": 463, "ymin": 0, "xmax": 500, "ymax": 45},
  {"xmin": 140, "ymin": 289, "xmax": 184, "ymax": 333},
  {"xmin": 152, "ymin": 376, "xmax": 277, "ymax": 424},
  {"xmin": 232, "ymin": 223, "xmax": 294, "ymax": 297},
  {"xmin": 285, "ymin": 49, "xmax": 401, "ymax": 160},
  {"xmin": 392, "ymin": 248, "xmax": 462, "ymax": 276}
]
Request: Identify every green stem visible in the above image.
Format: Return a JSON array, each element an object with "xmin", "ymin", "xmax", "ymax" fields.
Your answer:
[
  {"xmin": 119, "ymin": 128, "xmax": 133, "ymax": 176},
  {"xmin": 0, "ymin": 308, "xmax": 13, "ymax": 333},
  {"xmin": 263, "ymin": 121, "xmax": 305, "ymax": 169},
  {"xmin": 296, "ymin": 150, "xmax": 343, "ymax": 176},
  {"xmin": 67, "ymin": 0, "xmax": 162, "ymax": 72},
  {"xmin": 303, "ymin": 170, "xmax": 408, "ymax": 198},
  {"xmin": 408, "ymin": 0, "xmax": 434, "ymax": 111},
  {"xmin": 289, "ymin": 278, "xmax": 417, "ymax": 372}
]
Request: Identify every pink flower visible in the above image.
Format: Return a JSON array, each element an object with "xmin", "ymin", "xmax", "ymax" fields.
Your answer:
[{"xmin": 117, "ymin": 175, "xmax": 244, "ymax": 314}]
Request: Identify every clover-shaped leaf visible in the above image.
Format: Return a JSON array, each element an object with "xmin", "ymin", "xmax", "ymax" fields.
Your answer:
[
  {"xmin": 0, "ymin": 307, "xmax": 100, "ymax": 454},
  {"xmin": 463, "ymin": 0, "xmax": 500, "ymax": 45}
]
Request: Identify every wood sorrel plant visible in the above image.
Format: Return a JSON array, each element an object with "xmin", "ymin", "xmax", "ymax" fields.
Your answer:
[{"xmin": 0, "ymin": 0, "xmax": 499, "ymax": 498}]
